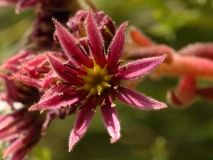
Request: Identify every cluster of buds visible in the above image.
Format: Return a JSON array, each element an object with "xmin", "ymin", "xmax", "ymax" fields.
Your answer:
[
  {"xmin": 0, "ymin": 108, "xmax": 42, "ymax": 160},
  {"xmin": 0, "ymin": 50, "xmax": 42, "ymax": 160},
  {"xmin": 125, "ymin": 28, "xmax": 213, "ymax": 108},
  {"xmin": 0, "ymin": 50, "xmax": 39, "ymax": 108},
  {"xmin": 0, "ymin": 49, "xmax": 80, "ymax": 160}
]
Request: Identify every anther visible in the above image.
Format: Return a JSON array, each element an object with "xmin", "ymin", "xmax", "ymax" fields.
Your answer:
[
  {"xmin": 115, "ymin": 89, "xmax": 121, "ymax": 94},
  {"xmin": 101, "ymin": 100, "xmax": 106, "ymax": 106},
  {"xmin": 107, "ymin": 47, "xmax": 111, "ymax": 54},
  {"xmin": 59, "ymin": 92, "xmax": 64, "ymax": 96},
  {"xmin": 113, "ymin": 85, "xmax": 118, "ymax": 89},
  {"xmin": 125, "ymin": 65, "xmax": 129, "ymax": 70},
  {"xmin": 64, "ymin": 63, "xmax": 77, "ymax": 69},
  {"xmin": 111, "ymin": 103, "xmax": 116, "ymax": 107},
  {"xmin": 118, "ymin": 60, "xmax": 124, "ymax": 66},
  {"xmin": 76, "ymin": 42, "xmax": 80, "ymax": 47},
  {"xmin": 91, "ymin": 108, "xmax": 96, "ymax": 113}
]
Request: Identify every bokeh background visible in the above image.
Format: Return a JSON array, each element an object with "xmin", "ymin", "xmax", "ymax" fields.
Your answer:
[{"xmin": 1, "ymin": 0, "xmax": 213, "ymax": 159}]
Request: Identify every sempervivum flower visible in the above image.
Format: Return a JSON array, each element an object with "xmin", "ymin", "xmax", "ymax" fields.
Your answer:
[
  {"xmin": 66, "ymin": 10, "xmax": 116, "ymax": 48},
  {"xmin": 0, "ymin": 50, "xmax": 76, "ymax": 159},
  {"xmin": 0, "ymin": 0, "xmax": 75, "ymax": 13},
  {"xmin": 25, "ymin": 11, "xmax": 167, "ymax": 151},
  {"xmin": 0, "ymin": 0, "xmax": 38, "ymax": 13},
  {"xmin": 0, "ymin": 108, "xmax": 42, "ymax": 160},
  {"xmin": 0, "ymin": 50, "xmax": 40, "ymax": 108},
  {"xmin": 10, "ymin": 52, "xmax": 68, "ymax": 89}
]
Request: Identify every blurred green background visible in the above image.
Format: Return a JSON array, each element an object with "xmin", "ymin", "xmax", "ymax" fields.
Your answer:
[{"xmin": 1, "ymin": 0, "xmax": 213, "ymax": 160}]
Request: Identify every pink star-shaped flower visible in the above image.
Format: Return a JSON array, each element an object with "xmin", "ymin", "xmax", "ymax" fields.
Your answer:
[{"xmin": 17, "ymin": 11, "xmax": 167, "ymax": 151}]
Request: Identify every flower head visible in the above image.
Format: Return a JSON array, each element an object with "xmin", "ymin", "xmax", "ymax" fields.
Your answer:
[
  {"xmin": 0, "ymin": 50, "xmax": 40, "ymax": 108},
  {"xmin": 0, "ymin": 50, "xmax": 74, "ymax": 159},
  {"xmin": 66, "ymin": 10, "xmax": 116, "ymax": 49},
  {"xmin": 0, "ymin": 0, "xmax": 38, "ymax": 13},
  {"xmin": 0, "ymin": 108, "xmax": 42, "ymax": 160},
  {"xmin": 0, "ymin": 0, "xmax": 75, "ymax": 13},
  {"xmin": 15, "ymin": 10, "xmax": 166, "ymax": 151}
]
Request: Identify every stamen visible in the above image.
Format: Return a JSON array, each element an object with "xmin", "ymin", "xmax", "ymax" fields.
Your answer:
[
  {"xmin": 59, "ymin": 92, "xmax": 64, "ymax": 96},
  {"xmin": 96, "ymin": 85, "xmax": 102, "ymax": 95},
  {"xmin": 101, "ymin": 82, "xmax": 111, "ymax": 88},
  {"xmin": 113, "ymin": 85, "xmax": 118, "ymax": 89},
  {"xmin": 111, "ymin": 103, "xmax": 116, "ymax": 107},
  {"xmin": 103, "ymin": 75, "xmax": 112, "ymax": 81},
  {"xmin": 91, "ymin": 108, "xmax": 96, "ymax": 113}
]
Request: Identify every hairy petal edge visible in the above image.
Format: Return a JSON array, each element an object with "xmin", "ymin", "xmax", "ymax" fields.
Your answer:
[{"xmin": 114, "ymin": 86, "xmax": 167, "ymax": 110}]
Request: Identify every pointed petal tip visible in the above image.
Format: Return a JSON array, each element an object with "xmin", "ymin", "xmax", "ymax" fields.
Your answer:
[
  {"xmin": 46, "ymin": 53, "xmax": 57, "ymax": 66},
  {"xmin": 116, "ymin": 54, "xmax": 167, "ymax": 80},
  {"xmin": 145, "ymin": 97, "xmax": 167, "ymax": 110},
  {"xmin": 68, "ymin": 130, "xmax": 80, "ymax": 152},
  {"xmin": 52, "ymin": 18, "xmax": 60, "ymax": 29},
  {"xmin": 118, "ymin": 21, "xmax": 128, "ymax": 34},
  {"xmin": 52, "ymin": 18, "xmax": 66, "ymax": 32},
  {"xmin": 86, "ymin": 9, "xmax": 93, "ymax": 18},
  {"xmin": 46, "ymin": 53, "xmax": 52, "ymax": 62},
  {"xmin": 150, "ymin": 54, "xmax": 167, "ymax": 65},
  {"xmin": 52, "ymin": 17, "xmax": 59, "ymax": 24},
  {"xmin": 52, "ymin": 17, "xmax": 56, "ymax": 22},
  {"xmin": 68, "ymin": 98, "xmax": 97, "ymax": 152},
  {"xmin": 121, "ymin": 21, "xmax": 128, "ymax": 28},
  {"xmin": 107, "ymin": 21, "xmax": 128, "ymax": 72},
  {"xmin": 28, "ymin": 106, "xmax": 38, "ymax": 111},
  {"xmin": 85, "ymin": 10, "xmax": 93, "ymax": 25},
  {"xmin": 85, "ymin": 9, "xmax": 106, "ymax": 67},
  {"xmin": 110, "ymin": 134, "xmax": 120, "ymax": 143},
  {"xmin": 101, "ymin": 99, "xmax": 121, "ymax": 144},
  {"xmin": 115, "ymin": 87, "xmax": 167, "ymax": 111},
  {"xmin": 154, "ymin": 102, "xmax": 167, "ymax": 110},
  {"xmin": 159, "ymin": 54, "xmax": 167, "ymax": 62},
  {"xmin": 160, "ymin": 54, "xmax": 167, "ymax": 59},
  {"xmin": 117, "ymin": 21, "xmax": 128, "ymax": 36}
]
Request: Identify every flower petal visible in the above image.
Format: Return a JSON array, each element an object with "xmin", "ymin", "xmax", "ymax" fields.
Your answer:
[
  {"xmin": 0, "ymin": 116, "xmax": 34, "ymax": 140},
  {"xmin": 47, "ymin": 53, "xmax": 84, "ymax": 85},
  {"xmin": 115, "ymin": 55, "xmax": 166, "ymax": 80},
  {"xmin": 114, "ymin": 86, "xmax": 167, "ymax": 110},
  {"xmin": 53, "ymin": 19, "xmax": 92, "ymax": 68},
  {"xmin": 85, "ymin": 11, "xmax": 105, "ymax": 67},
  {"xmin": 69, "ymin": 96, "xmax": 98, "ymax": 151},
  {"xmin": 101, "ymin": 96, "xmax": 120, "ymax": 143},
  {"xmin": 107, "ymin": 22, "xmax": 128, "ymax": 73},
  {"xmin": 10, "ymin": 74, "xmax": 42, "ymax": 88},
  {"xmin": 3, "ymin": 127, "xmax": 39, "ymax": 158},
  {"xmin": 0, "ymin": 50, "xmax": 34, "ymax": 72},
  {"xmin": 0, "ymin": 108, "xmax": 26, "ymax": 131},
  {"xmin": 42, "ymin": 70, "xmax": 58, "ymax": 89},
  {"xmin": 167, "ymin": 76, "xmax": 196, "ymax": 107},
  {"xmin": 29, "ymin": 85, "xmax": 84, "ymax": 111},
  {"xmin": 179, "ymin": 43, "xmax": 213, "ymax": 60},
  {"xmin": 11, "ymin": 149, "xmax": 28, "ymax": 160}
]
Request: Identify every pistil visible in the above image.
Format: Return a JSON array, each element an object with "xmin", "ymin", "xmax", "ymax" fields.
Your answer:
[{"xmin": 77, "ymin": 60, "xmax": 112, "ymax": 97}]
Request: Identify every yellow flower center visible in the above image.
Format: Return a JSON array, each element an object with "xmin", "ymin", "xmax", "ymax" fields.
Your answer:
[{"xmin": 77, "ymin": 61, "xmax": 112, "ymax": 97}]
